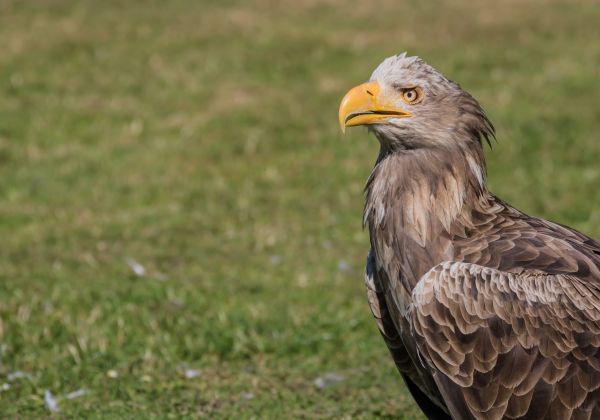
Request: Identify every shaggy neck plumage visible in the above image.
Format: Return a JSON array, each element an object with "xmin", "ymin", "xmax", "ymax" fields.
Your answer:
[{"xmin": 364, "ymin": 141, "xmax": 491, "ymax": 247}]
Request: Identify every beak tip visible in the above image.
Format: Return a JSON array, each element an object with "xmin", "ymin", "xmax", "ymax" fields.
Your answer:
[
  {"xmin": 338, "ymin": 81, "xmax": 380, "ymax": 135},
  {"xmin": 338, "ymin": 112, "xmax": 346, "ymax": 134}
]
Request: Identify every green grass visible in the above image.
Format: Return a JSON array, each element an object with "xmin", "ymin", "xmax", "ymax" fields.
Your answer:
[{"xmin": 0, "ymin": 0, "xmax": 598, "ymax": 417}]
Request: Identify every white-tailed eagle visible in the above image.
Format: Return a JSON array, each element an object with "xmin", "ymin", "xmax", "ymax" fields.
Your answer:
[{"xmin": 338, "ymin": 53, "xmax": 600, "ymax": 420}]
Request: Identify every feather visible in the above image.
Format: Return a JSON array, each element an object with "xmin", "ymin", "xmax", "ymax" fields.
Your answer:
[{"xmin": 354, "ymin": 55, "xmax": 600, "ymax": 419}]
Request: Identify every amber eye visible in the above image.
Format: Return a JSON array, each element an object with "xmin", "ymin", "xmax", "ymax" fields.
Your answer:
[{"xmin": 401, "ymin": 87, "xmax": 422, "ymax": 104}]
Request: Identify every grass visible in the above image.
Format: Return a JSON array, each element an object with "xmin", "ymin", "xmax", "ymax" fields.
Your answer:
[{"xmin": 0, "ymin": 0, "xmax": 598, "ymax": 417}]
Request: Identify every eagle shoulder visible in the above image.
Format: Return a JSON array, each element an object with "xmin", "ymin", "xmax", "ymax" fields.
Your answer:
[{"xmin": 410, "ymin": 261, "xmax": 600, "ymax": 420}]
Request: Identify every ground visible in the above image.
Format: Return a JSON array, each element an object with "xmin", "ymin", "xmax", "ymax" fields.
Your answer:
[{"xmin": 0, "ymin": 0, "xmax": 598, "ymax": 417}]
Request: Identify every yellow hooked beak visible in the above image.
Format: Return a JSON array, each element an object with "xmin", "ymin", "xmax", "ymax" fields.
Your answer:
[{"xmin": 338, "ymin": 81, "xmax": 411, "ymax": 133}]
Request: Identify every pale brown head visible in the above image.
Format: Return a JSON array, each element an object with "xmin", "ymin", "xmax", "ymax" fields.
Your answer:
[{"xmin": 339, "ymin": 53, "xmax": 494, "ymax": 153}]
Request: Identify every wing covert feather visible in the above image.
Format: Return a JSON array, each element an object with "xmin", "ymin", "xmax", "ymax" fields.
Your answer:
[
  {"xmin": 411, "ymin": 261, "xmax": 600, "ymax": 419},
  {"xmin": 365, "ymin": 250, "xmax": 451, "ymax": 419}
]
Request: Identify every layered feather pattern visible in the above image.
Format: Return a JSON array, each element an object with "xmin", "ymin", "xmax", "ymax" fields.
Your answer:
[{"xmin": 357, "ymin": 54, "xmax": 600, "ymax": 419}]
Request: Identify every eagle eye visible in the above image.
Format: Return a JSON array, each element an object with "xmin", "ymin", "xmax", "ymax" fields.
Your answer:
[{"xmin": 400, "ymin": 87, "xmax": 423, "ymax": 104}]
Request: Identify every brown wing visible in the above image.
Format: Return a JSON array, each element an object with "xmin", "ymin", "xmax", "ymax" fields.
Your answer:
[
  {"xmin": 366, "ymin": 250, "xmax": 451, "ymax": 419},
  {"xmin": 411, "ymin": 261, "xmax": 600, "ymax": 420},
  {"xmin": 457, "ymin": 199, "xmax": 600, "ymax": 281},
  {"xmin": 366, "ymin": 250, "xmax": 414, "ymax": 373}
]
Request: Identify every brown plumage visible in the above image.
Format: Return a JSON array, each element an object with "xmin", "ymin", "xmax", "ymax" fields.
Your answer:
[{"xmin": 338, "ymin": 53, "xmax": 600, "ymax": 419}]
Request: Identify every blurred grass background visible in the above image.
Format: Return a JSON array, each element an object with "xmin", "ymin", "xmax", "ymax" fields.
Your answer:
[{"xmin": 0, "ymin": 0, "xmax": 598, "ymax": 417}]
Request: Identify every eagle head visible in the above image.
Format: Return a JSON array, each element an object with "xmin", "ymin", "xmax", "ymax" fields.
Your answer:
[{"xmin": 339, "ymin": 53, "xmax": 494, "ymax": 152}]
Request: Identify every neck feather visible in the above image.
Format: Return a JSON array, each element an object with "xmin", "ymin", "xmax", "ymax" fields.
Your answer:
[{"xmin": 364, "ymin": 144, "xmax": 490, "ymax": 246}]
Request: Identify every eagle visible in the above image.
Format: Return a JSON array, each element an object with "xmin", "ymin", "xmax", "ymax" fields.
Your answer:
[{"xmin": 338, "ymin": 53, "xmax": 600, "ymax": 420}]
